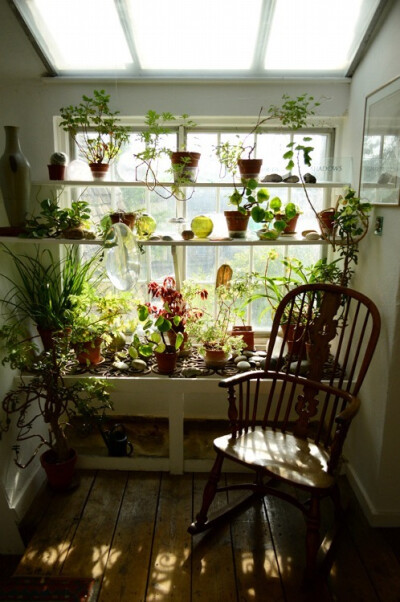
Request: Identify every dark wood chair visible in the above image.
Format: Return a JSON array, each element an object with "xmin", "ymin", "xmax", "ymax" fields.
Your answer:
[{"xmin": 188, "ymin": 283, "xmax": 381, "ymax": 580}]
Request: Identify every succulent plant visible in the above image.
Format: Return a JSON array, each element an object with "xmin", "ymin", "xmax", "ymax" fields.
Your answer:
[{"xmin": 49, "ymin": 151, "xmax": 68, "ymax": 165}]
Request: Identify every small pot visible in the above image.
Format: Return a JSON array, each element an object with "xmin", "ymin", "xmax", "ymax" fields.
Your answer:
[
  {"xmin": 40, "ymin": 448, "xmax": 77, "ymax": 491},
  {"xmin": 166, "ymin": 329, "xmax": 189, "ymax": 356},
  {"xmin": 276, "ymin": 213, "xmax": 300, "ymax": 234},
  {"xmin": 171, "ymin": 152, "xmax": 201, "ymax": 183},
  {"xmin": 281, "ymin": 323, "xmax": 307, "ymax": 357},
  {"xmin": 154, "ymin": 346, "xmax": 178, "ymax": 374},
  {"xmin": 204, "ymin": 348, "xmax": 229, "ymax": 369},
  {"xmin": 237, "ymin": 158, "xmax": 263, "ymax": 180},
  {"xmin": 47, "ymin": 164, "xmax": 66, "ymax": 181},
  {"xmin": 110, "ymin": 212, "xmax": 136, "ymax": 230},
  {"xmin": 318, "ymin": 208, "xmax": 336, "ymax": 236},
  {"xmin": 76, "ymin": 337, "xmax": 103, "ymax": 365},
  {"xmin": 224, "ymin": 210, "xmax": 250, "ymax": 239},
  {"xmin": 231, "ymin": 325, "xmax": 255, "ymax": 351},
  {"xmin": 37, "ymin": 326, "xmax": 71, "ymax": 351},
  {"xmin": 89, "ymin": 163, "xmax": 109, "ymax": 180}
]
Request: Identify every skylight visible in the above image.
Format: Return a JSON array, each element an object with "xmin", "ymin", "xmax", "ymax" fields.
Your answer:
[{"xmin": 11, "ymin": 0, "xmax": 384, "ymax": 78}]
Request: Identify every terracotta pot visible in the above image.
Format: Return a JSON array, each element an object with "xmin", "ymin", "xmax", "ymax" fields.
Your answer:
[
  {"xmin": 154, "ymin": 346, "xmax": 178, "ymax": 374},
  {"xmin": 48, "ymin": 164, "xmax": 66, "ymax": 180},
  {"xmin": 171, "ymin": 152, "xmax": 201, "ymax": 183},
  {"xmin": 276, "ymin": 213, "xmax": 300, "ymax": 234},
  {"xmin": 110, "ymin": 212, "xmax": 136, "ymax": 229},
  {"xmin": 224, "ymin": 210, "xmax": 250, "ymax": 239},
  {"xmin": 204, "ymin": 348, "xmax": 229, "ymax": 369},
  {"xmin": 40, "ymin": 448, "xmax": 77, "ymax": 491},
  {"xmin": 237, "ymin": 158, "xmax": 263, "ymax": 180},
  {"xmin": 318, "ymin": 208, "xmax": 336, "ymax": 236},
  {"xmin": 281, "ymin": 323, "xmax": 307, "ymax": 357},
  {"xmin": 89, "ymin": 163, "xmax": 109, "ymax": 180},
  {"xmin": 76, "ymin": 337, "xmax": 103, "ymax": 365},
  {"xmin": 166, "ymin": 330, "xmax": 189, "ymax": 356},
  {"xmin": 231, "ymin": 325, "xmax": 255, "ymax": 351},
  {"xmin": 37, "ymin": 326, "xmax": 71, "ymax": 351}
]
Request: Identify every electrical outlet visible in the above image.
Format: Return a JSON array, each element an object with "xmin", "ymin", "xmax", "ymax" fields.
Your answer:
[{"xmin": 374, "ymin": 216, "xmax": 383, "ymax": 236}]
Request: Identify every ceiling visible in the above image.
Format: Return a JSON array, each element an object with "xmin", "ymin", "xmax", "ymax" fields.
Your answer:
[{"xmin": 9, "ymin": 0, "xmax": 388, "ymax": 79}]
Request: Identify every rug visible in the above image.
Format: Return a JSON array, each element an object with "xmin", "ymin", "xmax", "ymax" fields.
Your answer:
[{"xmin": 0, "ymin": 576, "xmax": 99, "ymax": 601}]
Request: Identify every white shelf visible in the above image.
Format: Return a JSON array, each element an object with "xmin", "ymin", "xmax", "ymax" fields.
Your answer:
[
  {"xmin": 33, "ymin": 179, "xmax": 349, "ymax": 189},
  {"xmin": 0, "ymin": 234, "xmax": 328, "ymax": 246}
]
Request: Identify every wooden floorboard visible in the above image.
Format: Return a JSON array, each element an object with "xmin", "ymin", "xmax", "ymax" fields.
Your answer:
[{"xmin": 11, "ymin": 470, "xmax": 400, "ymax": 602}]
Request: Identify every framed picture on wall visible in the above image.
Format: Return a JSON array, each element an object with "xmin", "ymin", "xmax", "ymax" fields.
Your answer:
[{"xmin": 359, "ymin": 75, "xmax": 400, "ymax": 206}]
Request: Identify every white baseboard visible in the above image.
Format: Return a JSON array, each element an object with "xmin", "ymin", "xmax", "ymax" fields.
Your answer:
[{"xmin": 345, "ymin": 464, "xmax": 400, "ymax": 527}]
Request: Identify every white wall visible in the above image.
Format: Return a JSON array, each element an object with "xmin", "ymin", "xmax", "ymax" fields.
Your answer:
[{"xmin": 344, "ymin": 0, "xmax": 400, "ymax": 525}]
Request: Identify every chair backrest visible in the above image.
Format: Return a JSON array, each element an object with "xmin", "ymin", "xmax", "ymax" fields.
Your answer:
[{"xmin": 222, "ymin": 284, "xmax": 380, "ymax": 455}]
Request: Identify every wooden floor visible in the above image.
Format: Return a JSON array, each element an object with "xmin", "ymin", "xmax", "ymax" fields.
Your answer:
[{"xmin": 8, "ymin": 470, "xmax": 400, "ymax": 602}]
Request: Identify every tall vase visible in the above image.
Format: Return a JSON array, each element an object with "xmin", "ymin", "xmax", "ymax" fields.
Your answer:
[{"xmin": 0, "ymin": 126, "xmax": 31, "ymax": 227}]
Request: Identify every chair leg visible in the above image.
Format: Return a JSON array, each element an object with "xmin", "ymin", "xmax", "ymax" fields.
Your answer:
[
  {"xmin": 188, "ymin": 452, "xmax": 224, "ymax": 534},
  {"xmin": 304, "ymin": 494, "xmax": 321, "ymax": 581}
]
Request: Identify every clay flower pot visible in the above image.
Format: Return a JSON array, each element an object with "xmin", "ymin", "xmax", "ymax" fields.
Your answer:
[
  {"xmin": 76, "ymin": 337, "xmax": 103, "ymax": 365},
  {"xmin": 204, "ymin": 348, "xmax": 229, "ymax": 369},
  {"xmin": 110, "ymin": 212, "xmax": 136, "ymax": 230},
  {"xmin": 89, "ymin": 163, "xmax": 109, "ymax": 180},
  {"xmin": 231, "ymin": 325, "xmax": 255, "ymax": 351},
  {"xmin": 40, "ymin": 448, "xmax": 77, "ymax": 491},
  {"xmin": 224, "ymin": 210, "xmax": 250, "ymax": 239},
  {"xmin": 171, "ymin": 152, "xmax": 201, "ymax": 183},
  {"xmin": 237, "ymin": 158, "xmax": 263, "ymax": 180},
  {"xmin": 154, "ymin": 346, "xmax": 178, "ymax": 374},
  {"xmin": 47, "ymin": 164, "xmax": 66, "ymax": 180}
]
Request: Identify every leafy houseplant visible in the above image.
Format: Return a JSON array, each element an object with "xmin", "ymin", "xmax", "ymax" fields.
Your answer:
[
  {"xmin": 130, "ymin": 304, "xmax": 184, "ymax": 374},
  {"xmin": 23, "ymin": 198, "xmax": 94, "ymax": 239},
  {"xmin": 134, "ymin": 111, "xmax": 199, "ymax": 200},
  {"xmin": 0, "ymin": 245, "xmax": 102, "ymax": 350},
  {"xmin": 0, "ymin": 325, "xmax": 112, "ymax": 487},
  {"xmin": 59, "ymin": 89, "xmax": 130, "ymax": 179}
]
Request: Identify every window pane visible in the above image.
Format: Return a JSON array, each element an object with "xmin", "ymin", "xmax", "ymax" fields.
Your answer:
[{"xmin": 126, "ymin": 0, "xmax": 262, "ymax": 70}]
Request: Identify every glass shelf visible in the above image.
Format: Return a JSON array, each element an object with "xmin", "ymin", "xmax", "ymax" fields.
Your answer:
[{"xmin": 33, "ymin": 180, "xmax": 349, "ymax": 189}]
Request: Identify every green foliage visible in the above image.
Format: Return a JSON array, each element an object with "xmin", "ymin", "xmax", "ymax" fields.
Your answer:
[
  {"xmin": 23, "ymin": 198, "xmax": 92, "ymax": 238},
  {"xmin": 0, "ymin": 329, "xmax": 112, "ymax": 467},
  {"xmin": 59, "ymin": 89, "xmax": 130, "ymax": 164},
  {"xmin": 129, "ymin": 303, "xmax": 183, "ymax": 358},
  {"xmin": 0, "ymin": 245, "xmax": 102, "ymax": 332}
]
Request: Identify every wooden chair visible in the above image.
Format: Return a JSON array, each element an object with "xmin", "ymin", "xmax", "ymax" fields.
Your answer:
[{"xmin": 188, "ymin": 283, "xmax": 381, "ymax": 580}]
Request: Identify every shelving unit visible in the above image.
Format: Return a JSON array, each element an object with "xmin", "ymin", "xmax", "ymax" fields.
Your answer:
[{"xmin": 3, "ymin": 178, "xmax": 347, "ymax": 473}]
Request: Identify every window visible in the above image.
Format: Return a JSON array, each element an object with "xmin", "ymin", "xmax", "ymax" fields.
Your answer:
[
  {"xmin": 62, "ymin": 117, "xmax": 337, "ymax": 331},
  {"xmin": 12, "ymin": 0, "xmax": 383, "ymax": 78}
]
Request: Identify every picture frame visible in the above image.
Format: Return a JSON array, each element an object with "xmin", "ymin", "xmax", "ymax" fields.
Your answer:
[{"xmin": 359, "ymin": 75, "xmax": 400, "ymax": 206}]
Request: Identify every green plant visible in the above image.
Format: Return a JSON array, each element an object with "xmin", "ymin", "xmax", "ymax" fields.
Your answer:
[
  {"xmin": 23, "ymin": 198, "xmax": 93, "ymax": 238},
  {"xmin": 49, "ymin": 152, "xmax": 68, "ymax": 165},
  {"xmin": 129, "ymin": 303, "xmax": 184, "ymax": 360},
  {"xmin": 0, "ymin": 328, "xmax": 112, "ymax": 468},
  {"xmin": 59, "ymin": 89, "xmax": 130, "ymax": 165},
  {"xmin": 0, "ymin": 245, "xmax": 102, "ymax": 335},
  {"xmin": 134, "ymin": 111, "xmax": 198, "ymax": 200},
  {"xmin": 69, "ymin": 285, "xmax": 133, "ymax": 348}
]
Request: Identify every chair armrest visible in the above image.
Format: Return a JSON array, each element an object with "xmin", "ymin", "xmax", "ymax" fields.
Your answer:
[
  {"xmin": 335, "ymin": 396, "xmax": 361, "ymax": 423},
  {"xmin": 218, "ymin": 370, "xmax": 264, "ymax": 389}
]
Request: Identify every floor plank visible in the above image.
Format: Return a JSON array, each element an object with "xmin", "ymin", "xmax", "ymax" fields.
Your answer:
[
  {"xmin": 225, "ymin": 473, "xmax": 284, "ymax": 602},
  {"xmin": 98, "ymin": 472, "xmax": 161, "ymax": 602},
  {"xmin": 146, "ymin": 473, "xmax": 192, "ymax": 601},
  {"xmin": 61, "ymin": 471, "xmax": 128, "ymax": 580},
  {"xmin": 15, "ymin": 471, "xmax": 96, "ymax": 576},
  {"xmin": 191, "ymin": 473, "xmax": 238, "ymax": 602}
]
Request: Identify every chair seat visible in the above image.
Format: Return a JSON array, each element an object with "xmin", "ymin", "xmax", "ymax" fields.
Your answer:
[{"xmin": 214, "ymin": 427, "xmax": 335, "ymax": 490}]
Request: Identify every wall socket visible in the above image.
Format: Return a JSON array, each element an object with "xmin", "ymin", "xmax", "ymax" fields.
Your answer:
[{"xmin": 374, "ymin": 216, "xmax": 383, "ymax": 236}]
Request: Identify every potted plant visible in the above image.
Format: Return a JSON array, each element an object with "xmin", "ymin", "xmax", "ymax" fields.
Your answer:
[
  {"xmin": 0, "ymin": 323, "xmax": 112, "ymax": 489},
  {"xmin": 69, "ymin": 286, "xmax": 132, "ymax": 366},
  {"xmin": 0, "ymin": 245, "xmax": 102, "ymax": 350},
  {"xmin": 130, "ymin": 304, "xmax": 184, "ymax": 374},
  {"xmin": 134, "ymin": 111, "xmax": 200, "ymax": 200},
  {"xmin": 48, "ymin": 151, "xmax": 68, "ymax": 181},
  {"xmin": 59, "ymin": 89, "xmax": 130, "ymax": 180},
  {"xmin": 146, "ymin": 276, "xmax": 208, "ymax": 354},
  {"xmin": 22, "ymin": 198, "xmax": 94, "ymax": 239},
  {"xmin": 185, "ymin": 280, "xmax": 246, "ymax": 368}
]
